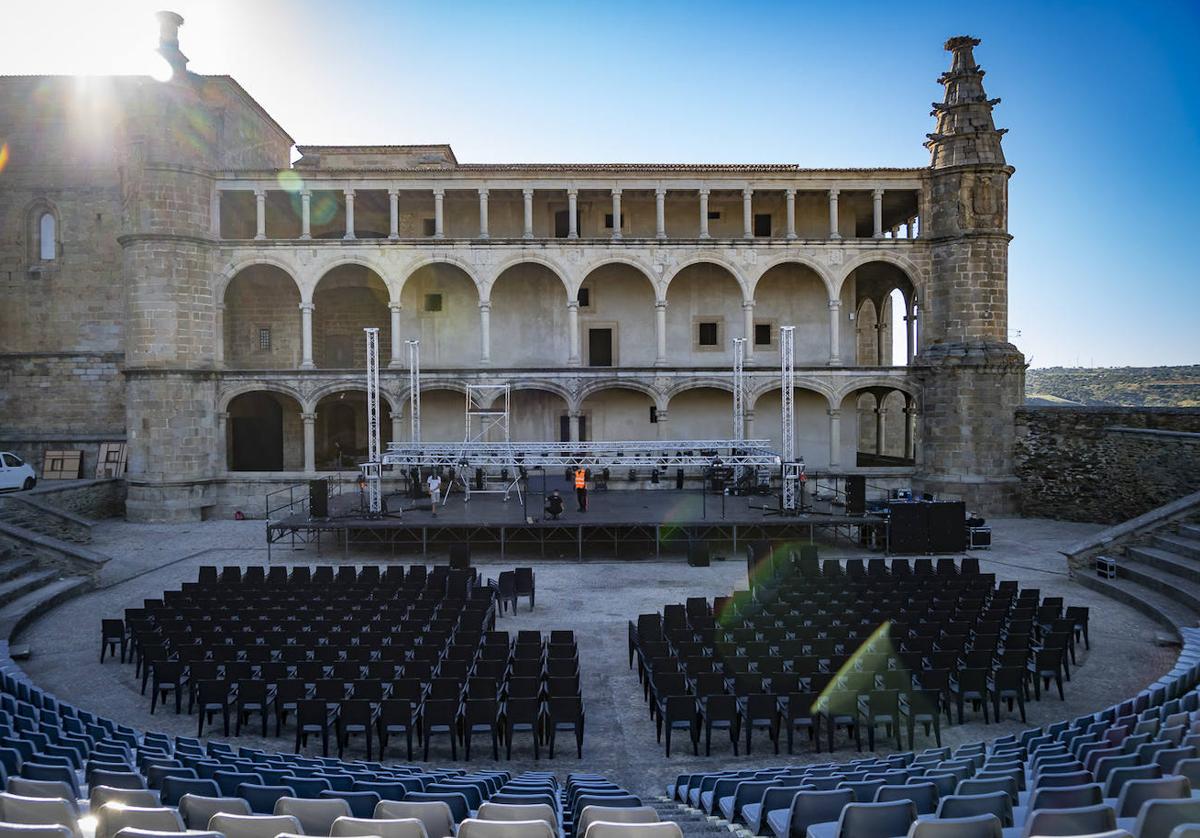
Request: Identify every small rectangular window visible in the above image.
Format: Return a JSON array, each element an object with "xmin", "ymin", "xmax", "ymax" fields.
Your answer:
[
  {"xmin": 707, "ymin": 211, "xmax": 721, "ymax": 220},
  {"xmin": 698, "ymin": 322, "xmax": 719, "ymax": 346},
  {"xmin": 578, "ymin": 287, "xmax": 591, "ymax": 308},
  {"xmin": 424, "ymin": 293, "xmax": 443, "ymax": 312},
  {"xmin": 755, "ymin": 323, "xmax": 772, "ymax": 346},
  {"xmin": 422, "ymin": 218, "xmax": 436, "ymax": 237},
  {"xmin": 754, "ymin": 213, "xmax": 772, "ymax": 237},
  {"xmin": 604, "ymin": 213, "xmax": 623, "ymax": 229},
  {"xmin": 258, "ymin": 328, "xmax": 271, "ymax": 350},
  {"xmin": 649, "ymin": 406, "xmax": 658, "ymax": 424}
]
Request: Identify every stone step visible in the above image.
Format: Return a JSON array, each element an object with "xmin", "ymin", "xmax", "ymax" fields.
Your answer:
[
  {"xmin": 1179, "ymin": 522, "xmax": 1200, "ymax": 541},
  {"xmin": 1116, "ymin": 561, "xmax": 1200, "ymax": 624},
  {"xmin": 0, "ymin": 575, "xmax": 91, "ymax": 641},
  {"xmin": 1073, "ymin": 569, "xmax": 1198, "ymax": 636},
  {"xmin": 0, "ymin": 557, "xmax": 36, "ymax": 585},
  {"xmin": 0, "ymin": 570, "xmax": 62, "ymax": 610},
  {"xmin": 1153, "ymin": 532, "xmax": 1200, "ymax": 561},
  {"xmin": 1126, "ymin": 545, "xmax": 1200, "ymax": 582}
]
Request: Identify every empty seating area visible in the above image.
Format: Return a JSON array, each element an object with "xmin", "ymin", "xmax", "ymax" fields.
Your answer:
[
  {"xmin": 630, "ymin": 552, "xmax": 1090, "ymax": 757},
  {"xmin": 664, "ymin": 625, "xmax": 1200, "ymax": 838},
  {"xmin": 0, "ymin": 647, "xmax": 671, "ymax": 838},
  {"xmin": 102, "ymin": 565, "xmax": 583, "ymax": 761}
]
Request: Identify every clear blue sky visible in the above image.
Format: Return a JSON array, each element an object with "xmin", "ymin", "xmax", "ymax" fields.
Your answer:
[{"xmin": 4, "ymin": 0, "xmax": 1198, "ymax": 368}]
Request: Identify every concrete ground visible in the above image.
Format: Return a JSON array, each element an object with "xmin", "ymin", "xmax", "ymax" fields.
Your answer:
[{"xmin": 14, "ymin": 516, "xmax": 1180, "ymax": 798}]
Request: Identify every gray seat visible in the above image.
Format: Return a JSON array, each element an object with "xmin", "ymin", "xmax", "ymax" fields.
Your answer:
[
  {"xmin": 1012, "ymin": 783, "xmax": 1104, "ymax": 825},
  {"xmin": 767, "ymin": 788, "xmax": 853, "ymax": 838},
  {"xmin": 376, "ymin": 800, "xmax": 455, "ymax": 838},
  {"xmin": 936, "ymin": 791, "xmax": 1013, "ymax": 828},
  {"xmin": 476, "ymin": 802, "xmax": 558, "ymax": 832},
  {"xmin": 906, "ymin": 814, "xmax": 1002, "ymax": 837},
  {"xmin": 957, "ymin": 778, "xmax": 1019, "ymax": 805},
  {"xmin": 3, "ymin": 781, "xmax": 75, "ymax": 808},
  {"xmin": 0, "ymin": 824, "xmax": 73, "ymax": 838},
  {"xmin": 743, "ymin": 787, "xmax": 808, "ymax": 836},
  {"xmin": 207, "ymin": 813, "xmax": 301, "ymax": 838},
  {"xmin": 89, "ymin": 788, "xmax": 161, "ymax": 811},
  {"xmin": 1104, "ymin": 766, "xmax": 1162, "ymax": 800},
  {"xmin": 1018, "ymin": 804, "xmax": 1116, "ymax": 838},
  {"xmin": 1130, "ymin": 799, "xmax": 1200, "ymax": 838},
  {"xmin": 330, "ymin": 816, "xmax": 430, "ymax": 838},
  {"xmin": 582, "ymin": 824, "xmax": 682, "ymax": 838},
  {"xmin": 0, "ymin": 795, "xmax": 79, "ymax": 838},
  {"xmin": 94, "ymin": 805, "xmax": 185, "ymax": 838},
  {"xmin": 807, "ymin": 800, "xmax": 917, "ymax": 838},
  {"xmin": 875, "ymin": 783, "xmax": 938, "ymax": 816},
  {"xmin": 274, "ymin": 796, "xmax": 353, "ymax": 835},
  {"xmin": 178, "ymin": 795, "xmax": 252, "ymax": 830},
  {"xmin": 1112, "ymin": 776, "xmax": 1191, "ymax": 820},
  {"xmin": 114, "ymin": 830, "xmax": 224, "ymax": 838},
  {"xmin": 458, "ymin": 819, "xmax": 555, "ymax": 838},
  {"xmin": 1168, "ymin": 826, "xmax": 1200, "ymax": 838},
  {"xmin": 576, "ymin": 807, "xmax": 657, "ymax": 838}
]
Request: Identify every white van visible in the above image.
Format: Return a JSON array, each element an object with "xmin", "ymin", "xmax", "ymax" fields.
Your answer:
[{"xmin": 0, "ymin": 452, "xmax": 37, "ymax": 492}]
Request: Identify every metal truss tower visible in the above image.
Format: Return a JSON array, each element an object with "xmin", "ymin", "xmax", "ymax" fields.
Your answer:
[
  {"xmin": 406, "ymin": 339, "xmax": 421, "ymax": 446},
  {"xmin": 779, "ymin": 325, "xmax": 800, "ymax": 512},
  {"xmin": 363, "ymin": 328, "xmax": 383, "ymax": 515},
  {"xmin": 465, "ymin": 384, "xmax": 511, "ymax": 444},
  {"xmin": 732, "ymin": 337, "xmax": 746, "ymax": 485}
]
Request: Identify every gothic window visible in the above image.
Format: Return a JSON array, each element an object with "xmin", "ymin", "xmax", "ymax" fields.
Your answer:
[
  {"xmin": 28, "ymin": 202, "xmax": 59, "ymax": 266},
  {"xmin": 39, "ymin": 213, "xmax": 56, "ymax": 260}
]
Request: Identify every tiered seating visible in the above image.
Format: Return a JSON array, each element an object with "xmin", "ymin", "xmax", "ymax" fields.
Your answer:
[
  {"xmin": 102, "ymin": 566, "xmax": 584, "ymax": 761},
  {"xmin": 0, "ymin": 651, "xmax": 669, "ymax": 838},
  {"xmin": 630, "ymin": 552, "xmax": 1089, "ymax": 756},
  {"xmin": 664, "ymin": 625, "xmax": 1200, "ymax": 838}
]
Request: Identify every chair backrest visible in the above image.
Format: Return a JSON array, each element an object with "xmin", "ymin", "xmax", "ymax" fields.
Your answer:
[
  {"xmin": 576, "ymin": 806, "xmax": 658, "ymax": 837},
  {"xmin": 476, "ymin": 802, "xmax": 557, "ymax": 829},
  {"xmin": 1114, "ymin": 775, "xmax": 1192, "ymax": 818},
  {"xmin": 0, "ymin": 824, "xmax": 74, "ymax": 838},
  {"xmin": 1026, "ymin": 782, "xmax": 1103, "ymax": 812},
  {"xmin": 5, "ymin": 779, "xmax": 74, "ymax": 805},
  {"xmin": 935, "ymin": 792, "xmax": 1012, "ymax": 827},
  {"xmin": 457, "ymin": 820, "xmax": 555, "ymax": 838},
  {"xmin": 375, "ymin": 800, "xmax": 455, "ymax": 838},
  {"xmin": 875, "ymin": 782, "xmax": 937, "ymax": 815},
  {"xmin": 206, "ymin": 814, "xmax": 301, "ymax": 838},
  {"xmin": 1022, "ymin": 803, "xmax": 1116, "ymax": 837},
  {"xmin": 788, "ymin": 788, "xmax": 855, "ymax": 835},
  {"xmin": 330, "ymin": 816, "xmax": 430, "ymax": 838},
  {"xmin": 177, "ymin": 794, "xmax": 251, "ymax": 830},
  {"xmin": 1133, "ymin": 798, "xmax": 1200, "ymax": 838},
  {"xmin": 95, "ymin": 805, "xmax": 185, "ymax": 838},
  {"xmin": 114, "ymin": 830, "xmax": 222, "ymax": 838},
  {"xmin": 0, "ymin": 793, "xmax": 80, "ymax": 838},
  {"xmin": 835, "ymin": 801, "xmax": 918, "ymax": 838},
  {"xmin": 905, "ymin": 814, "xmax": 1002, "ymax": 838},
  {"xmin": 88, "ymin": 788, "xmax": 161, "ymax": 812},
  {"xmin": 582, "ymin": 824, "xmax": 683, "ymax": 838}
]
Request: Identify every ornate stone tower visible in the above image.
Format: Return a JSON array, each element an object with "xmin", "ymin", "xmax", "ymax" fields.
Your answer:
[{"xmin": 913, "ymin": 36, "xmax": 1026, "ymax": 512}]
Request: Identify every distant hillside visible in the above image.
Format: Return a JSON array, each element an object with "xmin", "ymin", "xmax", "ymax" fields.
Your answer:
[{"xmin": 1026, "ymin": 365, "xmax": 1200, "ymax": 408}]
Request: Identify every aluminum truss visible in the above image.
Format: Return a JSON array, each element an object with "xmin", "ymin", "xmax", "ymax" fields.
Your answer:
[
  {"xmin": 381, "ymin": 438, "xmax": 780, "ymax": 470},
  {"xmin": 732, "ymin": 337, "xmax": 746, "ymax": 485},
  {"xmin": 465, "ymin": 383, "xmax": 510, "ymax": 444},
  {"xmin": 779, "ymin": 325, "xmax": 803, "ymax": 512},
  {"xmin": 407, "ymin": 339, "xmax": 421, "ymax": 446},
  {"xmin": 363, "ymin": 328, "xmax": 383, "ymax": 514}
]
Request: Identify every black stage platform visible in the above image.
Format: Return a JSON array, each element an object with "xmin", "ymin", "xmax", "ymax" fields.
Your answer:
[{"xmin": 267, "ymin": 485, "xmax": 887, "ymax": 560}]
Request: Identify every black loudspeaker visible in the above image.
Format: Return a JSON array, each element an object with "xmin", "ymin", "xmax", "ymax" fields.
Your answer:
[
  {"xmin": 448, "ymin": 543, "xmax": 471, "ymax": 570},
  {"xmin": 845, "ymin": 476, "xmax": 866, "ymax": 515},
  {"xmin": 887, "ymin": 502, "xmax": 928, "ymax": 554},
  {"xmin": 928, "ymin": 501, "xmax": 967, "ymax": 553},
  {"xmin": 687, "ymin": 542, "xmax": 711, "ymax": 567},
  {"xmin": 309, "ymin": 479, "xmax": 329, "ymax": 518},
  {"xmin": 746, "ymin": 540, "xmax": 772, "ymax": 577}
]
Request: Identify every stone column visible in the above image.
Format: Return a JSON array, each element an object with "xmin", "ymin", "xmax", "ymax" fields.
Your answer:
[
  {"xmin": 698, "ymin": 188, "xmax": 710, "ymax": 239},
  {"xmin": 388, "ymin": 302, "xmax": 402, "ymax": 368},
  {"xmin": 392, "ymin": 411, "xmax": 405, "ymax": 445},
  {"xmin": 299, "ymin": 302, "xmax": 315, "ymax": 369},
  {"xmin": 655, "ymin": 188, "xmax": 667, "ymax": 239},
  {"xmin": 388, "ymin": 189, "xmax": 399, "ymax": 239},
  {"xmin": 828, "ymin": 299, "xmax": 842, "ymax": 366},
  {"xmin": 343, "ymin": 189, "xmax": 356, "ymax": 240},
  {"xmin": 218, "ymin": 411, "xmax": 229, "ymax": 471},
  {"xmin": 828, "ymin": 188, "xmax": 841, "ymax": 240},
  {"xmin": 568, "ymin": 411, "xmax": 581, "ymax": 443},
  {"xmin": 907, "ymin": 300, "xmax": 918, "ymax": 361},
  {"xmin": 567, "ymin": 300, "xmax": 580, "ymax": 367},
  {"xmin": 876, "ymin": 307, "xmax": 888, "ymax": 363},
  {"xmin": 300, "ymin": 190, "xmax": 312, "ymax": 239},
  {"xmin": 875, "ymin": 407, "xmax": 887, "ymax": 455},
  {"xmin": 654, "ymin": 301, "xmax": 668, "ymax": 366},
  {"xmin": 611, "ymin": 188, "xmax": 622, "ymax": 241},
  {"xmin": 742, "ymin": 301, "xmax": 755, "ymax": 362},
  {"xmin": 890, "ymin": 225, "xmax": 900, "ymax": 239},
  {"xmin": 828, "ymin": 408, "xmax": 842, "ymax": 469},
  {"xmin": 211, "ymin": 188, "xmax": 221, "ymax": 238},
  {"xmin": 785, "ymin": 188, "xmax": 797, "ymax": 239},
  {"xmin": 903, "ymin": 401, "xmax": 915, "ymax": 459},
  {"xmin": 301, "ymin": 412, "xmax": 316, "ymax": 473},
  {"xmin": 567, "ymin": 188, "xmax": 578, "ymax": 239},
  {"xmin": 213, "ymin": 303, "xmax": 225, "ymax": 368},
  {"xmin": 522, "ymin": 188, "xmax": 534, "ymax": 239},
  {"xmin": 478, "ymin": 188, "xmax": 489, "ymax": 239},
  {"xmin": 872, "ymin": 188, "xmax": 884, "ymax": 238},
  {"xmin": 432, "ymin": 188, "xmax": 445, "ymax": 239},
  {"xmin": 742, "ymin": 187, "xmax": 754, "ymax": 238},
  {"xmin": 254, "ymin": 189, "xmax": 266, "ymax": 240},
  {"xmin": 479, "ymin": 302, "xmax": 491, "ymax": 365},
  {"xmin": 655, "ymin": 409, "xmax": 669, "ymax": 441}
]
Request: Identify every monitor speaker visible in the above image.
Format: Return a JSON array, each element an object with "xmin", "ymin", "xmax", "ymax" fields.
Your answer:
[
  {"xmin": 687, "ymin": 542, "xmax": 711, "ymax": 567},
  {"xmin": 928, "ymin": 501, "xmax": 967, "ymax": 553},
  {"xmin": 309, "ymin": 479, "xmax": 329, "ymax": 518},
  {"xmin": 449, "ymin": 543, "xmax": 471, "ymax": 570},
  {"xmin": 887, "ymin": 502, "xmax": 928, "ymax": 554},
  {"xmin": 845, "ymin": 476, "xmax": 866, "ymax": 515}
]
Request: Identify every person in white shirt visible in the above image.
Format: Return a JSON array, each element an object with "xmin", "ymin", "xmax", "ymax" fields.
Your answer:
[{"xmin": 426, "ymin": 471, "xmax": 442, "ymax": 516}]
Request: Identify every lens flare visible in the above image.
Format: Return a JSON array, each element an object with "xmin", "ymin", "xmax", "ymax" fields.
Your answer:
[
  {"xmin": 0, "ymin": 143, "xmax": 9, "ymax": 174},
  {"xmin": 815, "ymin": 619, "xmax": 894, "ymax": 714},
  {"xmin": 277, "ymin": 170, "xmax": 304, "ymax": 193}
]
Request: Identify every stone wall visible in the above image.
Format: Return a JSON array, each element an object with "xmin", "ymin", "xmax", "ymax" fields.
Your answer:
[{"xmin": 1014, "ymin": 406, "xmax": 1200, "ymax": 523}]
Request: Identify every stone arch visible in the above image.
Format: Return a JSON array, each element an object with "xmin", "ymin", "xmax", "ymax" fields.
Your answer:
[
  {"xmin": 312, "ymin": 263, "xmax": 391, "ymax": 368},
  {"xmin": 835, "ymin": 250, "xmax": 924, "ymax": 299},
  {"xmin": 488, "ymin": 260, "xmax": 571, "ymax": 367},
  {"xmin": 838, "ymin": 382, "xmax": 915, "ymax": 462},
  {"xmin": 833, "ymin": 376, "xmax": 919, "ymax": 405},
  {"xmin": 664, "ymin": 261, "xmax": 746, "ymax": 366},
  {"xmin": 664, "ymin": 384, "xmax": 736, "ymax": 441},
  {"xmin": 578, "ymin": 261, "xmax": 659, "ymax": 367},
  {"xmin": 398, "ymin": 261, "xmax": 481, "ymax": 368},
  {"xmin": 751, "ymin": 254, "xmax": 836, "ymax": 300},
  {"xmin": 25, "ymin": 198, "xmax": 60, "ymax": 264},
  {"xmin": 753, "ymin": 384, "xmax": 842, "ymax": 468},
  {"xmin": 577, "ymin": 379, "xmax": 664, "ymax": 409},
  {"xmin": 398, "ymin": 256, "xmax": 483, "ymax": 298},
  {"xmin": 309, "ymin": 254, "xmax": 395, "ymax": 303},
  {"xmin": 307, "ymin": 382, "xmax": 400, "ymax": 414},
  {"xmin": 484, "ymin": 254, "xmax": 572, "ymax": 301},
  {"xmin": 222, "ymin": 264, "xmax": 302, "ymax": 369},
  {"xmin": 579, "ymin": 256, "xmax": 662, "ymax": 301},
  {"xmin": 752, "ymin": 261, "xmax": 835, "ymax": 365},
  {"xmin": 663, "ymin": 256, "xmax": 750, "ymax": 301},
  {"xmin": 215, "ymin": 255, "xmax": 302, "ymax": 303},
  {"xmin": 398, "ymin": 386, "xmax": 465, "ymax": 443},
  {"xmin": 509, "ymin": 386, "xmax": 572, "ymax": 442},
  {"xmin": 579, "ymin": 384, "xmax": 661, "ymax": 442},
  {"xmin": 841, "ymin": 257, "xmax": 920, "ymax": 367},
  {"xmin": 312, "ymin": 387, "xmax": 394, "ymax": 469},
  {"xmin": 219, "ymin": 382, "xmax": 305, "ymax": 414},
  {"xmin": 225, "ymin": 390, "xmax": 304, "ymax": 472}
]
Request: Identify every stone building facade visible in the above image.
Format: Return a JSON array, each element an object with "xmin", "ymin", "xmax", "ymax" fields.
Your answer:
[{"xmin": 0, "ymin": 17, "xmax": 1023, "ymax": 521}]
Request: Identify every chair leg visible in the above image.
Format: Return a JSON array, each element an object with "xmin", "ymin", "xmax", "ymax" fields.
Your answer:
[{"xmin": 665, "ymin": 726, "xmax": 671, "ymax": 758}]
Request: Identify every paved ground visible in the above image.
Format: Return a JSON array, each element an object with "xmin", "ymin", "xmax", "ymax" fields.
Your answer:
[{"xmin": 14, "ymin": 516, "xmax": 1180, "ymax": 798}]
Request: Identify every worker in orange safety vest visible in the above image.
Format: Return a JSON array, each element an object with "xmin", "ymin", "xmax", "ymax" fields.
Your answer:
[{"xmin": 574, "ymin": 467, "xmax": 588, "ymax": 513}]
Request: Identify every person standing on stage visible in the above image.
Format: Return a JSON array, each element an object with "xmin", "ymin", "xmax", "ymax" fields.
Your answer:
[
  {"xmin": 574, "ymin": 466, "xmax": 588, "ymax": 513},
  {"xmin": 426, "ymin": 470, "xmax": 442, "ymax": 517}
]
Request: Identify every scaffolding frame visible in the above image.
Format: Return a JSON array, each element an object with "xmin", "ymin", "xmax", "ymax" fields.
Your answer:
[
  {"xmin": 407, "ymin": 339, "xmax": 421, "ymax": 446},
  {"xmin": 465, "ymin": 383, "xmax": 511, "ymax": 444},
  {"xmin": 779, "ymin": 325, "xmax": 802, "ymax": 512},
  {"xmin": 381, "ymin": 438, "xmax": 780, "ymax": 470}
]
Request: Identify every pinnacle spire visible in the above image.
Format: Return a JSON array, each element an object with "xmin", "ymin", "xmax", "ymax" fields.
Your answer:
[{"xmin": 925, "ymin": 35, "xmax": 1007, "ymax": 168}]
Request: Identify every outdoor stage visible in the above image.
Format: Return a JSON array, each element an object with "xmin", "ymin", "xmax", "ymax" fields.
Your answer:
[{"xmin": 266, "ymin": 482, "xmax": 888, "ymax": 561}]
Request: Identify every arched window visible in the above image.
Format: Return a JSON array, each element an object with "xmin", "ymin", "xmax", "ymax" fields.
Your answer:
[{"xmin": 38, "ymin": 212, "xmax": 56, "ymax": 261}]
